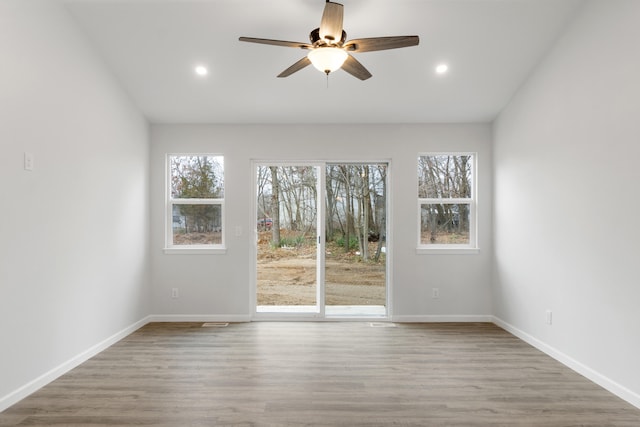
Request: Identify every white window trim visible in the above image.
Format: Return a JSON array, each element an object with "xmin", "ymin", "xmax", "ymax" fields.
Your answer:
[
  {"xmin": 416, "ymin": 152, "xmax": 478, "ymax": 254},
  {"xmin": 164, "ymin": 247, "xmax": 227, "ymax": 255},
  {"xmin": 164, "ymin": 154, "xmax": 226, "ymax": 254}
]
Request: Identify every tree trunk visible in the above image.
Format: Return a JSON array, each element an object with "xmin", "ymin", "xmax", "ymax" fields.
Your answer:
[
  {"xmin": 361, "ymin": 166, "xmax": 369, "ymax": 261},
  {"xmin": 356, "ymin": 182, "xmax": 364, "ymax": 258},
  {"xmin": 325, "ymin": 166, "xmax": 335, "ymax": 241},
  {"xmin": 374, "ymin": 166, "xmax": 386, "ymax": 262},
  {"xmin": 269, "ymin": 166, "xmax": 281, "ymax": 246},
  {"xmin": 341, "ymin": 166, "xmax": 352, "ymax": 253}
]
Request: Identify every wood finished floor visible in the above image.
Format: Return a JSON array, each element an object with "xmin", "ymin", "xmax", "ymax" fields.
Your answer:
[{"xmin": 1, "ymin": 322, "xmax": 639, "ymax": 426}]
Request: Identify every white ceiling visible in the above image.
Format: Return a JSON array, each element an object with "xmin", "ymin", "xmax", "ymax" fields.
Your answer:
[{"xmin": 64, "ymin": 0, "xmax": 584, "ymax": 124}]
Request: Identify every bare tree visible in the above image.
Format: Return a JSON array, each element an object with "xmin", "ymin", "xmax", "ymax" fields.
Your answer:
[
  {"xmin": 418, "ymin": 155, "xmax": 472, "ymax": 243},
  {"xmin": 358, "ymin": 165, "xmax": 370, "ymax": 260},
  {"xmin": 338, "ymin": 165, "xmax": 353, "ymax": 252},
  {"xmin": 374, "ymin": 165, "xmax": 387, "ymax": 262},
  {"xmin": 256, "ymin": 166, "xmax": 272, "ymax": 229},
  {"xmin": 269, "ymin": 166, "xmax": 281, "ymax": 245},
  {"xmin": 325, "ymin": 165, "xmax": 338, "ymax": 240}
]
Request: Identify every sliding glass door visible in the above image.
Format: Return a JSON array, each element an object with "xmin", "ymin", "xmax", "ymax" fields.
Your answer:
[
  {"xmin": 255, "ymin": 164, "xmax": 321, "ymax": 314},
  {"xmin": 324, "ymin": 163, "xmax": 387, "ymax": 316},
  {"xmin": 254, "ymin": 162, "xmax": 387, "ymax": 318}
]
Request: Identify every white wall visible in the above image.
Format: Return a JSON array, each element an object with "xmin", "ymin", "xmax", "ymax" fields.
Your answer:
[
  {"xmin": 493, "ymin": 0, "xmax": 640, "ymax": 406},
  {"xmin": 0, "ymin": 0, "xmax": 150, "ymax": 409},
  {"xmin": 150, "ymin": 124, "xmax": 492, "ymax": 320}
]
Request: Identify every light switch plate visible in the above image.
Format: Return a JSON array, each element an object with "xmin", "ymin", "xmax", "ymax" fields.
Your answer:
[{"xmin": 24, "ymin": 152, "xmax": 34, "ymax": 171}]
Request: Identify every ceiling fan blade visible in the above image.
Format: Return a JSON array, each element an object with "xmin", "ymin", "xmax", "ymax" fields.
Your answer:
[
  {"xmin": 277, "ymin": 57, "xmax": 312, "ymax": 78},
  {"xmin": 341, "ymin": 54, "xmax": 372, "ymax": 81},
  {"xmin": 239, "ymin": 37, "xmax": 312, "ymax": 50},
  {"xmin": 319, "ymin": 1, "xmax": 344, "ymax": 43},
  {"xmin": 344, "ymin": 36, "xmax": 419, "ymax": 52}
]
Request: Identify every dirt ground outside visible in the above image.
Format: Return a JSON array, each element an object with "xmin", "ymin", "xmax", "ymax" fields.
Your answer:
[
  {"xmin": 173, "ymin": 231, "xmax": 222, "ymax": 245},
  {"xmin": 257, "ymin": 231, "xmax": 386, "ymax": 306}
]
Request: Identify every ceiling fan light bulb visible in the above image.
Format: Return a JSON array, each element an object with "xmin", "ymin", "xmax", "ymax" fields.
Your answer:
[{"xmin": 308, "ymin": 48, "xmax": 348, "ymax": 74}]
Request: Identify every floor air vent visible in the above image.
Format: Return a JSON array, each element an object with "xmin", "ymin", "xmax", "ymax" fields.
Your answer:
[
  {"xmin": 201, "ymin": 322, "xmax": 229, "ymax": 328},
  {"xmin": 369, "ymin": 322, "xmax": 396, "ymax": 328}
]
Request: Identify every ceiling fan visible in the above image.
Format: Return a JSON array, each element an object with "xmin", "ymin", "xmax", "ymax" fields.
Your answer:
[{"xmin": 239, "ymin": 0, "xmax": 419, "ymax": 80}]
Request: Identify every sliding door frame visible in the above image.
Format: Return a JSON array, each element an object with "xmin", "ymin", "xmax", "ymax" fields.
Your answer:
[{"xmin": 250, "ymin": 159, "xmax": 392, "ymax": 321}]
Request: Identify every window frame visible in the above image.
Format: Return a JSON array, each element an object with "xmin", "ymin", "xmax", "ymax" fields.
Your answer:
[
  {"xmin": 416, "ymin": 152, "xmax": 479, "ymax": 254},
  {"xmin": 164, "ymin": 153, "xmax": 226, "ymax": 255}
]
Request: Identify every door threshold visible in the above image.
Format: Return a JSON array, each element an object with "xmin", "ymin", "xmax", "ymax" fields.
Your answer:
[
  {"xmin": 256, "ymin": 305, "xmax": 319, "ymax": 314},
  {"xmin": 255, "ymin": 305, "xmax": 387, "ymax": 318},
  {"xmin": 326, "ymin": 305, "xmax": 387, "ymax": 317}
]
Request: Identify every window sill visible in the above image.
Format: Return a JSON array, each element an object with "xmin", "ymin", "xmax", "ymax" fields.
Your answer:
[
  {"xmin": 416, "ymin": 247, "xmax": 480, "ymax": 255},
  {"xmin": 163, "ymin": 247, "xmax": 227, "ymax": 255}
]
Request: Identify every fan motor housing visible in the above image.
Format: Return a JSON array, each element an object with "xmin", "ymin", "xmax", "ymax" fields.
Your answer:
[{"xmin": 310, "ymin": 28, "xmax": 347, "ymax": 46}]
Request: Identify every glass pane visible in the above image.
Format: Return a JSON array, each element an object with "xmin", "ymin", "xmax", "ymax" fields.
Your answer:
[
  {"xmin": 170, "ymin": 155, "xmax": 224, "ymax": 199},
  {"xmin": 256, "ymin": 166, "xmax": 318, "ymax": 308},
  {"xmin": 418, "ymin": 155, "xmax": 472, "ymax": 198},
  {"xmin": 325, "ymin": 164, "xmax": 386, "ymax": 308},
  {"xmin": 172, "ymin": 204, "xmax": 222, "ymax": 245},
  {"xmin": 420, "ymin": 203, "xmax": 470, "ymax": 245}
]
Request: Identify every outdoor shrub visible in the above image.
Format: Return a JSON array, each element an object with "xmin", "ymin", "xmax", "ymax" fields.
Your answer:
[
  {"xmin": 273, "ymin": 235, "xmax": 307, "ymax": 248},
  {"xmin": 335, "ymin": 235, "xmax": 359, "ymax": 250}
]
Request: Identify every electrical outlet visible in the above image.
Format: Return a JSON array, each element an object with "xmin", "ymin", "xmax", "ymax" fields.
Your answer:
[
  {"xmin": 171, "ymin": 288, "xmax": 179, "ymax": 299},
  {"xmin": 432, "ymin": 288, "xmax": 440, "ymax": 299},
  {"xmin": 546, "ymin": 309, "xmax": 552, "ymax": 325}
]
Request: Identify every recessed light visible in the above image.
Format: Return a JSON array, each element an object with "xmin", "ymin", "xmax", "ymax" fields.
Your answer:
[
  {"xmin": 194, "ymin": 65, "xmax": 208, "ymax": 76},
  {"xmin": 435, "ymin": 64, "xmax": 449, "ymax": 74}
]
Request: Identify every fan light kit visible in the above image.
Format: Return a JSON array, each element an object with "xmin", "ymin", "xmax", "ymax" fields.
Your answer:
[
  {"xmin": 308, "ymin": 48, "xmax": 348, "ymax": 74},
  {"xmin": 239, "ymin": 0, "xmax": 419, "ymax": 80}
]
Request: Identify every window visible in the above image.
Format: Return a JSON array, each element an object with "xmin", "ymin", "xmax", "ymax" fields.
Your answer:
[
  {"xmin": 166, "ymin": 154, "xmax": 224, "ymax": 252},
  {"xmin": 417, "ymin": 154, "xmax": 476, "ymax": 252}
]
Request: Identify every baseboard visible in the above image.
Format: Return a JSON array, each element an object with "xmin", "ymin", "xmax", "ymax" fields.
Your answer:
[
  {"xmin": 0, "ymin": 316, "xmax": 151, "ymax": 413},
  {"xmin": 148, "ymin": 314, "xmax": 252, "ymax": 323},
  {"xmin": 392, "ymin": 314, "xmax": 494, "ymax": 323},
  {"xmin": 151, "ymin": 314, "xmax": 493, "ymax": 323},
  {"xmin": 492, "ymin": 316, "xmax": 640, "ymax": 410}
]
